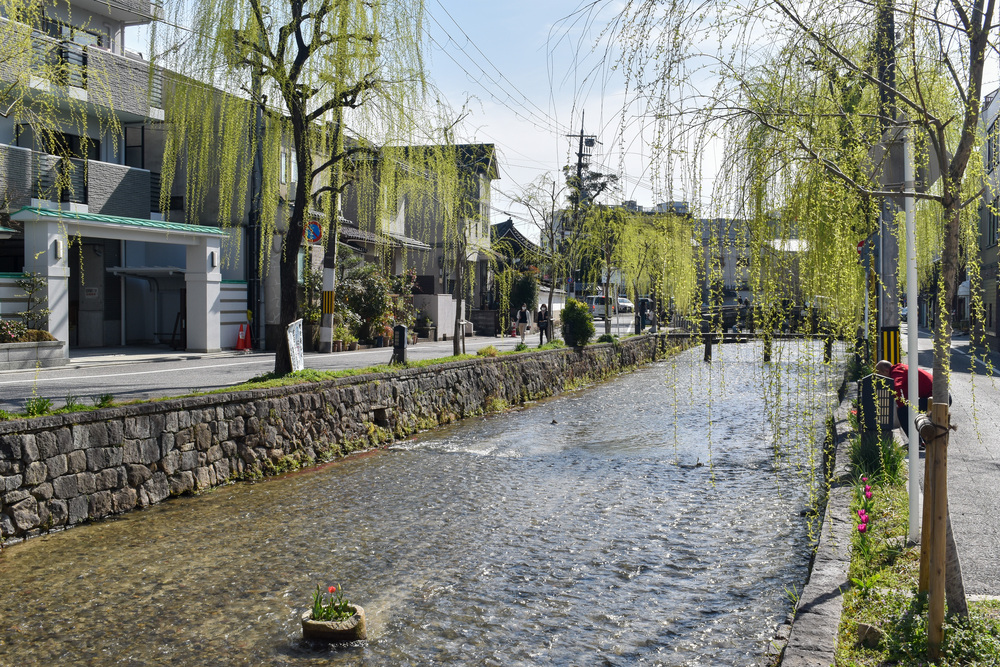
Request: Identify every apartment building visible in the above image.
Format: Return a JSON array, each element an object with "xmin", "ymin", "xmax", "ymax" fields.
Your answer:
[{"xmin": 981, "ymin": 89, "xmax": 999, "ymax": 353}]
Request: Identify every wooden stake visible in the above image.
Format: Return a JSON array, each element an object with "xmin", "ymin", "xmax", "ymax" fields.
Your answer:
[
  {"xmin": 918, "ymin": 400, "xmax": 933, "ymax": 594},
  {"xmin": 927, "ymin": 402, "xmax": 949, "ymax": 660}
]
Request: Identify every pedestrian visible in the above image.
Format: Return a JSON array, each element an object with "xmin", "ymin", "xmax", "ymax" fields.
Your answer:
[
  {"xmin": 874, "ymin": 359, "xmax": 934, "ymax": 432},
  {"xmin": 516, "ymin": 303, "xmax": 530, "ymax": 344},
  {"xmin": 638, "ymin": 298, "xmax": 648, "ymax": 330},
  {"xmin": 536, "ymin": 303, "xmax": 551, "ymax": 346}
]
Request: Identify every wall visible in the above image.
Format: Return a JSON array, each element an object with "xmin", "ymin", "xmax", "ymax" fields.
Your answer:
[{"xmin": 0, "ymin": 335, "xmax": 664, "ymax": 546}]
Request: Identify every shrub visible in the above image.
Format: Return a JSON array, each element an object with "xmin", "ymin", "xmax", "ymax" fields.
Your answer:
[
  {"xmin": 477, "ymin": 345, "xmax": 499, "ymax": 357},
  {"xmin": 597, "ymin": 333, "xmax": 616, "ymax": 344},
  {"xmin": 22, "ymin": 329, "xmax": 57, "ymax": 342},
  {"xmin": 514, "ymin": 342, "xmax": 529, "ymax": 352},
  {"xmin": 93, "ymin": 393, "xmax": 115, "ymax": 408},
  {"xmin": 850, "ymin": 433, "xmax": 905, "ymax": 484},
  {"xmin": 0, "ymin": 319, "xmax": 27, "ymax": 343},
  {"xmin": 561, "ymin": 298, "xmax": 595, "ymax": 347}
]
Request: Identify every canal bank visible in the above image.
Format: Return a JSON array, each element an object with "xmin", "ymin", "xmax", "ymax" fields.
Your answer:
[{"xmin": 0, "ymin": 334, "xmax": 676, "ymax": 547}]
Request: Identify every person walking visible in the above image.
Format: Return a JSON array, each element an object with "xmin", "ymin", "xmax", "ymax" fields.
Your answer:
[
  {"xmin": 516, "ymin": 304, "xmax": 530, "ymax": 344},
  {"xmin": 536, "ymin": 303, "xmax": 551, "ymax": 346}
]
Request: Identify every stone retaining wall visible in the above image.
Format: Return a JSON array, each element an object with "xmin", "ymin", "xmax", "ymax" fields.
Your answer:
[{"xmin": 0, "ymin": 335, "xmax": 666, "ymax": 546}]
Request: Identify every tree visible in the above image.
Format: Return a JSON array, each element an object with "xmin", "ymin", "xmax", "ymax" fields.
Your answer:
[
  {"xmin": 582, "ymin": 205, "xmax": 629, "ymax": 334},
  {"xmin": 155, "ymin": 0, "xmax": 429, "ymax": 375},
  {"xmin": 507, "ymin": 174, "xmax": 564, "ymax": 317},
  {"xmin": 611, "ymin": 0, "xmax": 997, "ymax": 649}
]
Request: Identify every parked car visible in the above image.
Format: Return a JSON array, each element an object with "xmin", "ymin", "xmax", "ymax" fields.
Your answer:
[
  {"xmin": 585, "ymin": 295, "xmax": 617, "ymax": 319},
  {"xmin": 617, "ymin": 297, "xmax": 634, "ymax": 313},
  {"xmin": 901, "ymin": 306, "xmax": 908, "ymax": 322}
]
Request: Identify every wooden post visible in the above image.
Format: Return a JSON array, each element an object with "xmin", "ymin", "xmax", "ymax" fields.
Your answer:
[
  {"xmin": 916, "ymin": 405, "xmax": 934, "ymax": 594},
  {"xmin": 704, "ymin": 335, "xmax": 713, "ymax": 362},
  {"xmin": 927, "ymin": 402, "xmax": 949, "ymax": 660}
]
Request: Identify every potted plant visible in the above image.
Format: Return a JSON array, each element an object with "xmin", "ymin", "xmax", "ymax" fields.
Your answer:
[
  {"xmin": 302, "ymin": 584, "xmax": 367, "ymax": 643},
  {"xmin": 332, "ymin": 324, "xmax": 349, "ymax": 352}
]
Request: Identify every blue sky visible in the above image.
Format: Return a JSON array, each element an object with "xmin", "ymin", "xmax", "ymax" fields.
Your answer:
[{"xmin": 421, "ymin": 0, "xmax": 660, "ymax": 235}]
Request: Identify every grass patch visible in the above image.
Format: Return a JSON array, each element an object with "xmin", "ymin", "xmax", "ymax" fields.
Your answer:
[{"xmin": 836, "ymin": 475, "xmax": 1000, "ymax": 665}]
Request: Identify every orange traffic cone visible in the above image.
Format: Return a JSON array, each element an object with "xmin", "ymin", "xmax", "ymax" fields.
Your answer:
[{"xmin": 236, "ymin": 323, "xmax": 250, "ymax": 350}]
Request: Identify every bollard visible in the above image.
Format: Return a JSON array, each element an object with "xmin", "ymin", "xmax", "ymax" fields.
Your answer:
[
  {"xmin": 704, "ymin": 335, "xmax": 713, "ymax": 362},
  {"xmin": 763, "ymin": 338, "xmax": 772, "ymax": 363}
]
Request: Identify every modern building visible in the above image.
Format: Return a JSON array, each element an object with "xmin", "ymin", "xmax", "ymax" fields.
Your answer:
[{"xmin": 980, "ymin": 88, "xmax": 999, "ymax": 352}]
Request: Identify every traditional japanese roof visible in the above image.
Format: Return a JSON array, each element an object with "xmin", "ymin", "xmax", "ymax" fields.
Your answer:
[{"xmin": 491, "ymin": 218, "xmax": 542, "ymax": 258}]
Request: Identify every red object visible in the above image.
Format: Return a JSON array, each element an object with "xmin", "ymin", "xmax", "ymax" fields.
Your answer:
[
  {"xmin": 236, "ymin": 323, "xmax": 252, "ymax": 350},
  {"xmin": 888, "ymin": 363, "xmax": 932, "ymax": 406},
  {"xmin": 857, "ymin": 240, "xmax": 865, "ymax": 254}
]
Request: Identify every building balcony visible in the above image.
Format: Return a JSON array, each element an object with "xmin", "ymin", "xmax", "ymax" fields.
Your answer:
[
  {"xmin": 0, "ymin": 144, "xmax": 159, "ymax": 218},
  {"xmin": 0, "ymin": 21, "xmax": 165, "ymax": 120}
]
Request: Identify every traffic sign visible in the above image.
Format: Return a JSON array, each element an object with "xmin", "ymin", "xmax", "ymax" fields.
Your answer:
[{"xmin": 305, "ymin": 220, "xmax": 323, "ymax": 244}]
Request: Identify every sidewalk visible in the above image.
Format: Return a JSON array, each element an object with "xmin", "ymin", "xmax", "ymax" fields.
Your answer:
[{"xmin": 906, "ymin": 323, "xmax": 1000, "ymax": 597}]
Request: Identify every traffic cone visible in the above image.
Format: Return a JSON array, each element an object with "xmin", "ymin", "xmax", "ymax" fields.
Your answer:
[{"xmin": 236, "ymin": 323, "xmax": 249, "ymax": 350}]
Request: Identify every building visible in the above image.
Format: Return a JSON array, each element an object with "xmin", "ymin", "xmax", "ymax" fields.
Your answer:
[{"xmin": 980, "ymin": 88, "xmax": 999, "ymax": 352}]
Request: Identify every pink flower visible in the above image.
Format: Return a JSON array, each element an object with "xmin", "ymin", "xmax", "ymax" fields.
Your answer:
[
  {"xmin": 861, "ymin": 477, "xmax": 868, "ymax": 483},
  {"xmin": 865, "ymin": 490, "xmax": 873, "ymax": 500},
  {"xmin": 858, "ymin": 523, "xmax": 867, "ymax": 533},
  {"xmin": 864, "ymin": 485, "xmax": 871, "ymax": 492}
]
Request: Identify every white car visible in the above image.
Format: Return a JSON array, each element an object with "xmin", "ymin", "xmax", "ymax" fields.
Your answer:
[{"xmin": 617, "ymin": 297, "xmax": 634, "ymax": 313}]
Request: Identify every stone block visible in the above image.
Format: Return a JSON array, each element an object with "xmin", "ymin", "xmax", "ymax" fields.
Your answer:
[
  {"xmin": 217, "ymin": 420, "xmax": 229, "ymax": 441},
  {"xmin": 46, "ymin": 498, "xmax": 68, "ymax": 526},
  {"xmin": 0, "ymin": 434, "xmax": 22, "ymax": 459},
  {"xmin": 55, "ymin": 427, "xmax": 73, "ymax": 455},
  {"xmin": 125, "ymin": 463, "xmax": 152, "ymax": 487},
  {"xmin": 0, "ymin": 512, "xmax": 14, "ymax": 537},
  {"xmin": 106, "ymin": 420, "xmax": 124, "ymax": 446},
  {"xmin": 142, "ymin": 472, "xmax": 169, "ymax": 505},
  {"xmin": 0, "ymin": 459, "xmax": 20, "ymax": 475},
  {"xmin": 193, "ymin": 466, "xmax": 212, "ymax": 489},
  {"xmin": 180, "ymin": 450, "xmax": 198, "ymax": 471},
  {"xmin": 112, "ymin": 487, "xmax": 137, "ymax": 513},
  {"xmin": 124, "ymin": 415, "xmax": 151, "ymax": 439},
  {"xmin": 88, "ymin": 490, "xmax": 112, "ymax": 518},
  {"xmin": 66, "ymin": 450, "xmax": 87, "ymax": 473},
  {"xmin": 213, "ymin": 458, "xmax": 230, "ymax": 482},
  {"xmin": 96, "ymin": 468, "xmax": 120, "ymax": 491},
  {"xmin": 3, "ymin": 488, "xmax": 29, "ymax": 505},
  {"xmin": 24, "ymin": 461, "xmax": 47, "ymax": 485},
  {"xmin": 36, "ymin": 431, "xmax": 59, "ymax": 459},
  {"xmin": 46, "ymin": 454, "xmax": 68, "ymax": 479},
  {"xmin": 68, "ymin": 495, "xmax": 88, "ymax": 524},
  {"xmin": 139, "ymin": 438, "xmax": 160, "ymax": 465},
  {"xmin": 52, "ymin": 475, "xmax": 79, "ymax": 499},
  {"xmin": 230, "ymin": 416, "xmax": 245, "ymax": 437},
  {"xmin": 178, "ymin": 411, "xmax": 191, "ymax": 429},
  {"xmin": 206, "ymin": 444, "xmax": 223, "ymax": 464},
  {"xmin": 165, "ymin": 411, "xmax": 178, "ymax": 433},
  {"xmin": 76, "ymin": 471, "xmax": 97, "ymax": 495},
  {"xmin": 149, "ymin": 413, "xmax": 166, "ymax": 438},
  {"xmin": 221, "ymin": 440, "xmax": 236, "ymax": 457},
  {"xmin": 30, "ymin": 482, "xmax": 53, "ymax": 501},
  {"xmin": 73, "ymin": 422, "xmax": 108, "ymax": 451},
  {"xmin": 21, "ymin": 434, "xmax": 38, "ymax": 462},
  {"xmin": 10, "ymin": 497, "xmax": 39, "ymax": 531},
  {"xmin": 195, "ymin": 423, "xmax": 212, "ymax": 450},
  {"xmin": 87, "ymin": 446, "xmax": 124, "ymax": 471},
  {"xmin": 160, "ymin": 432, "xmax": 175, "ymax": 457},
  {"xmin": 169, "ymin": 471, "xmax": 194, "ymax": 495},
  {"xmin": 175, "ymin": 428, "xmax": 194, "ymax": 451}
]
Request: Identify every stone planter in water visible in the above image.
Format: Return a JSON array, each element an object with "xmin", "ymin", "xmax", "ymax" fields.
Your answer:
[{"xmin": 301, "ymin": 606, "xmax": 367, "ymax": 642}]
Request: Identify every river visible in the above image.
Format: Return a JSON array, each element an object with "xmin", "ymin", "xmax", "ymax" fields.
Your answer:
[{"xmin": 0, "ymin": 341, "xmax": 844, "ymax": 666}]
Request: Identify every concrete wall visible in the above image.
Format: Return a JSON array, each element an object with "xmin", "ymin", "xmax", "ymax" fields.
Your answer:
[{"xmin": 0, "ymin": 335, "xmax": 664, "ymax": 545}]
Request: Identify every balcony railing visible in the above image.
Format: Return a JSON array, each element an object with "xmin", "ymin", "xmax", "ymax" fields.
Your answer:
[
  {"xmin": 34, "ymin": 154, "xmax": 87, "ymax": 204},
  {"xmin": 31, "ymin": 39, "xmax": 87, "ymax": 89}
]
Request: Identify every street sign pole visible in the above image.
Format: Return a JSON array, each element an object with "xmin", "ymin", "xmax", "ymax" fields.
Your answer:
[{"xmin": 904, "ymin": 126, "xmax": 920, "ymax": 542}]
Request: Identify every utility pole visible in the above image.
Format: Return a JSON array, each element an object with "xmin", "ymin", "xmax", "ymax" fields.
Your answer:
[
  {"xmin": 247, "ymin": 34, "xmax": 266, "ymax": 350},
  {"xmin": 876, "ymin": 0, "xmax": 901, "ymax": 365},
  {"xmin": 565, "ymin": 112, "xmax": 597, "ymax": 300}
]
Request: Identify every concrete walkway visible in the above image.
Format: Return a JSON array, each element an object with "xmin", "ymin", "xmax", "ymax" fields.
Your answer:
[{"xmin": 910, "ymin": 323, "xmax": 1000, "ymax": 597}]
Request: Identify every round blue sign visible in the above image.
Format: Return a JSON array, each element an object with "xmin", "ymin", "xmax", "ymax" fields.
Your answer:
[{"xmin": 305, "ymin": 220, "xmax": 322, "ymax": 244}]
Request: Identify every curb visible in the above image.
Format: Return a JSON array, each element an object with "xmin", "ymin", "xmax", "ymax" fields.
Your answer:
[{"xmin": 773, "ymin": 382, "xmax": 858, "ymax": 666}]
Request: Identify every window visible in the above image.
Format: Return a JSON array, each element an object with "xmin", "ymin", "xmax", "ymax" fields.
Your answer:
[
  {"xmin": 280, "ymin": 152, "xmax": 287, "ymax": 184},
  {"xmin": 41, "ymin": 17, "xmax": 103, "ymax": 47},
  {"xmin": 989, "ymin": 121, "xmax": 999, "ymax": 172},
  {"xmin": 989, "ymin": 197, "xmax": 999, "ymax": 249}
]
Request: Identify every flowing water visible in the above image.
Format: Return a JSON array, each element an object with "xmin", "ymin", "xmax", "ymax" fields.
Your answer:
[{"xmin": 0, "ymin": 342, "xmax": 844, "ymax": 666}]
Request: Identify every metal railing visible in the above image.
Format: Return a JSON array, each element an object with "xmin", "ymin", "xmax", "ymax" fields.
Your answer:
[{"xmin": 31, "ymin": 38, "xmax": 87, "ymax": 89}]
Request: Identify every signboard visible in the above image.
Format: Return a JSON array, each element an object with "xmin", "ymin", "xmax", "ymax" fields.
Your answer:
[
  {"xmin": 287, "ymin": 319, "xmax": 305, "ymax": 372},
  {"xmin": 84, "ymin": 287, "xmax": 99, "ymax": 299},
  {"xmin": 305, "ymin": 220, "xmax": 323, "ymax": 244}
]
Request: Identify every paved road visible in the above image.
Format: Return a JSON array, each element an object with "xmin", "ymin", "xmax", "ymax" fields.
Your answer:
[
  {"xmin": 906, "ymin": 322, "xmax": 1000, "ymax": 597},
  {"xmin": 0, "ymin": 333, "xmax": 542, "ymax": 413}
]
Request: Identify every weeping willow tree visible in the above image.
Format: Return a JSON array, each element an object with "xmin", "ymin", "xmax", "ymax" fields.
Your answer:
[
  {"xmin": 0, "ymin": 0, "xmax": 123, "ymax": 214},
  {"xmin": 152, "ymin": 0, "xmax": 430, "ymax": 374}
]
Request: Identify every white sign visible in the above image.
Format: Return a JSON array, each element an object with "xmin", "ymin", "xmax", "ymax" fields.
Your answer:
[{"xmin": 287, "ymin": 319, "xmax": 304, "ymax": 372}]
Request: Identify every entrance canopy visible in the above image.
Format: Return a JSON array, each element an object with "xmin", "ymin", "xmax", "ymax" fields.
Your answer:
[{"xmin": 11, "ymin": 207, "xmax": 228, "ymax": 354}]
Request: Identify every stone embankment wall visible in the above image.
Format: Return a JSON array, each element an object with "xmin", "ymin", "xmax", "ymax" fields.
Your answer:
[{"xmin": 0, "ymin": 336, "xmax": 666, "ymax": 546}]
